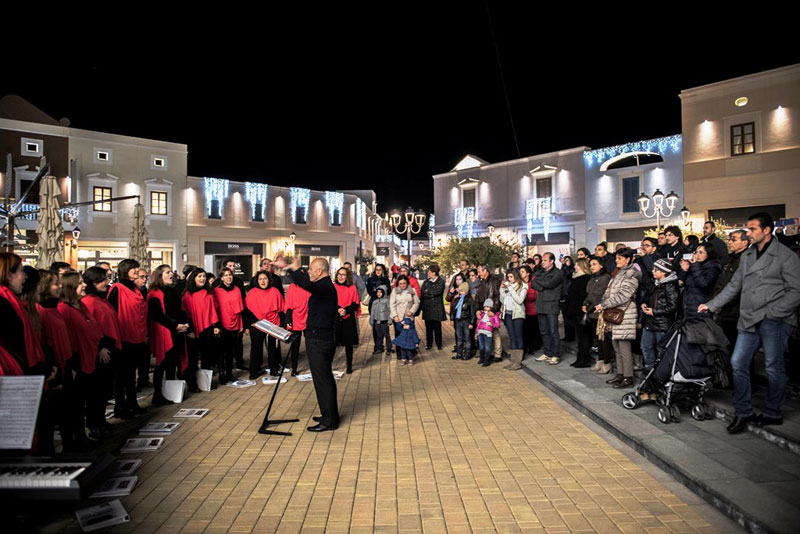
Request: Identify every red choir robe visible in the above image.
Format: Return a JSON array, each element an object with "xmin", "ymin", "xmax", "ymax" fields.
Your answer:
[
  {"xmin": 0, "ymin": 285, "xmax": 45, "ymax": 369},
  {"xmin": 57, "ymin": 301, "xmax": 103, "ymax": 375},
  {"xmin": 82, "ymin": 294, "xmax": 122, "ymax": 351},
  {"xmin": 245, "ymin": 286, "xmax": 284, "ymax": 326},
  {"xmin": 110, "ymin": 282, "xmax": 148, "ymax": 344},
  {"xmin": 283, "ymin": 283, "xmax": 310, "ymax": 332},
  {"xmin": 0, "ymin": 344, "xmax": 23, "ymax": 376},
  {"xmin": 214, "ymin": 284, "xmax": 243, "ymax": 331},
  {"xmin": 182, "ymin": 289, "xmax": 219, "ymax": 335},
  {"xmin": 37, "ymin": 303, "xmax": 73, "ymax": 373},
  {"xmin": 146, "ymin": 289, "xmax": 188, "ymax": 372},
  {"xmin": 335, "ymin": 283, "xmax": 361, "ymax": 320}
]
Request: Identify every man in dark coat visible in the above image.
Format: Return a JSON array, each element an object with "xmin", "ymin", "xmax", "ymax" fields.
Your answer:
[
  {"xmin": 530, "ymin": 253, "xmax": 565, "ymax": 364},
  {"xmin": 420, "ymin": 263, "xmax": 446, "ymax": 350},
  {"xmin": 662, "ymin": 225, "xmax": 689, "ymax": 269},
  {"xmin": 712, "ymin": 229, "xmax": 749, "ymax": 353},
  {"xmin": 475, "ymin": 264, "xmax": 502, "ymax": 361},
  {"xmin": 594, "ymin": 242, "xmax": 616, "ymax": 275},
  {"xmin": 701, "ymin": 221, "xmax": 729, "ymax": 266}
]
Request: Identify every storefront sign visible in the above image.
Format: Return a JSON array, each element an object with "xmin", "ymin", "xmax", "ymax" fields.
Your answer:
[
  {"xmin": 376, "ymin": 246, "xmax": 390, "ymax": 256},
  {"xmin": 204, "ymin": 242, "xmax": 264, "ymax": 255},
  {"xmin": 295, "ymin": 245, "xmax": 340, "ymax": 256}
]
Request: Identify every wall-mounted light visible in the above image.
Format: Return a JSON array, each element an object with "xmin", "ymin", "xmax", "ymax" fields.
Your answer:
[
  {"xmin": 735, "ymin": 97, "xmax": 749, "ymax": 107},
  {"xmin": 72, "ymin": 227, "xmax": 81, "ymax": 240}
]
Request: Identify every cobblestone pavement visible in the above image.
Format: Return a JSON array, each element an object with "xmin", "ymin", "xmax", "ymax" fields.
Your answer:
[{"xmin": 48, "ymin": 318, "xmax": 740, "ymax": 533}]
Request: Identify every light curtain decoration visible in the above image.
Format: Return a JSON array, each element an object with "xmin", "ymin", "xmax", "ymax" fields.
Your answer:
[
  {"xmin": 35, "ymin": 175, "xmax": 64, "ymax": 268},
  {"xmin": 583, "ymin": 134, "xmax": 682, "ymax": 167},
  {"xmin": 454, "ymin": 207, "xmax": 475, "ymax": 240},
  {"xmin": 129, "ymin": 202, "xmax": 150, "ymax": 268},
  {"xmin": 355, "ymin": 198, "xmax": 367, "ymax": 230},
  {"xmin": 526, "ymin": 197, "xmax": 552, "ymax": 242},
  {"xmin": 428, "ymin": 214, "xmax": 435, "ymax": 248},
  {"xmin": 203, "ymin": 177, "xmax": 229, "ymax": 217},
  {"xmin": 244, "ymin": 182, "xmax": 268, "ymax": 221},
  {"xmin": 289, "ymin": 187, "xmax": 310, "ymax": 223},
  {"xmin": 376, "ymin": 234, "xmax": 402, "ymax": 247},
  {"xmin": 325, "ymin": 191, "xmax": 344, "ymax": 225}
]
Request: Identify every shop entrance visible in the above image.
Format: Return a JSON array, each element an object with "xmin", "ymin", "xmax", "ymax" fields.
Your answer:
[
  {"xmin": 203, "ymin": 242, "xmax": 264, "ymax": 282},
  {"xmin": 295, "ymin": 244, "xmax": 341, "ymax": 276}
]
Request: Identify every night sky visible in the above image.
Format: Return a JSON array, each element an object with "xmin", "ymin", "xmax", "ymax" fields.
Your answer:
[{"xmin": 3, "ymin": 7, "xmax": 797, "ymax": 221}]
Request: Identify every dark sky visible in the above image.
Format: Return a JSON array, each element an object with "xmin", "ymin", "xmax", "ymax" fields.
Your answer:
[{"xmin": 3, "ymin": 6, "xmax": 798, "ymax": 220}]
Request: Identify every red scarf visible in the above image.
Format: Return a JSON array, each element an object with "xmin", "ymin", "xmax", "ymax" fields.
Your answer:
[
  {"xmin": 283, "ymin": 284, "xmax": 310, "ymax": 331},
  {"xmin": 113, "ymin": 282, "xmax": 147, "ymax": 344},
  {"xmin": 335, "ymin": 283, "xmax": 361, "ymax": 320},
  {"xmin": 0, "ymin": 285, "xmax": 45, "ymax": 368},
  {"xmin": 182, "ymin": 290, "xmax": 219, "ymax": 335},
  {"xmin": 0, "ymin": 344, "xmax": 23, "ymax": 376},
  {"xmin": 245, "ymin": 286, "xmax": 283, "ymax": 325},
  {"xmin": 37, "ymin": 304, "xmax": 72, "ymax": 372},
  {"xmin": 146, "ymin": 289, "xmax": 188, "ymax": 371},
  {"xmin": 82, "ymin": 294, "xmax": 122, "ymax": 350},
  {"xmin": 57, "ymin": 301, "xmax": 102, "ymax": 375},
  {"xmin": 214, "ymin": 285, "xmax": 243, "ymax": 330}
]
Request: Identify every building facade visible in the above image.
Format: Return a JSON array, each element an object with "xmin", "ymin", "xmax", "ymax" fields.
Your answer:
[
  {"xmin": 432, "ymin": 148, "xmax": 588, "ymax": 258},
  {"xmin": 584, "ymin": 135, "xmax": 684, "ymax": 248},
  {"xmin": 185, "ymin": 177, "xmax": 381, "ymax": 280},
  {"xmin": 1, "ymin": 95, "xmax": 188, "ymax": 271},
  {"xmin": 680, "ymin": 64, "xmax": 800, "ymax": 228}
]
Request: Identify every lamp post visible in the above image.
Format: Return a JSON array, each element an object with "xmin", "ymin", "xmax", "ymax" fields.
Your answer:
[
  {"xmin": 638, "ymin": 189, "xmax": 681, "ymax": 232},
  {"xmin": 387, "ymin": 206, "xmax": 426, "ymax": 266}
]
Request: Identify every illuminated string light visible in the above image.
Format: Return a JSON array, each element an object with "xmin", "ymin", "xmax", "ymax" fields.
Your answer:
[
  {"xmin": 454, "ymin": 207, "xmax": 475, "ymax": 240},
  {"xmin": 325, "ymin": 191, "xmax": 344, "ymax": 225},
  {"xmin": 583, "ymin": 134, "xmax": 682, "ymax": 167},
  {"xmin": 355, "ymin": 198, "xmax": 367, "ymax": 230},
  {"xmin": 428, "ymin": 214, "xmax": 435, "ymax": 248},
  {"xmin": 289, "ymin": 187, "xmax": 310, "ymax": 223},
  {"xmin": 376, "ymin": 233, "xmax": 402, "ymax": 247},
  {"xmin": 526, "ymin": 197, "xmax": 552, "ymax": 242},
  {"xmin": 244, "ymin": 182, "xmax": 268, "ymax": 221},
  {"xmin": 204, "ymin": 177, "xmax": 229, "ymax": 218}
]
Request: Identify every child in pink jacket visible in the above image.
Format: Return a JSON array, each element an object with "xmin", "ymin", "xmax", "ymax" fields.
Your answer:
[{"xmin": 475, "ymin": 299, "xmax": 501, "ymax": 367}]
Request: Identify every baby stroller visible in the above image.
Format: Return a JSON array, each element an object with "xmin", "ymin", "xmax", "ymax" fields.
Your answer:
[{"xmin": 621, "ymin": 317, "xmax": 727, "ymax": 424}]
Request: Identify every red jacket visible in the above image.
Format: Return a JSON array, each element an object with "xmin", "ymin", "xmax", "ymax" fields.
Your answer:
[{"xmin": 524, "ymin": 280, "xmax": 538, "ymax": 316}]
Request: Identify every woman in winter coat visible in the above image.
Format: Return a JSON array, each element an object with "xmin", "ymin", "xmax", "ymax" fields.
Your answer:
[
  {"xmin": 334, "ymin": 267, "xmax": 361, "ymax": 374},
  {"xmin": 392, "ymin": 264, "xmax": 421, "ymax": 298},
  {"xmin": 582, "ymin": 258, "xmax": 613, "ymax": 374},
  {"xmin": 499, "ymin": 269, "xmax": 528, "ymax": 370},
  {"xmin": 420, "ymin": 263, "xmax": 446, "ymax": 350},
  {"xmin": 564, "ymin": 258, "xmax": 591, "ymax": 367},
  {"xmin": 389, "ymin": 275, "xmax": 420, "ymax": 340},
  {"xmin": 594, "ymin": 248, "xmax": 641, "ymax": 388},
  {"xmin": 560, "ymin": 256, "xmax": 576, "ymax": 342},
  {"xmin": 678, "ymin": 243, "xmax": 721, "ymax": 319},
  {"xmin": 519, "ymin": 265, "xmax": 541, "ymax": 355}
]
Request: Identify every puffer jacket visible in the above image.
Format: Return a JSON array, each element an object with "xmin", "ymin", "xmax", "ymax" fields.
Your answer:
[
  {"xmin": 583, "ymin": 271, "xmax": 611, "ymax": 319},
  {"xmin": 600, "ymin": 264, "xmax": 641, "ymax": 340},
  {"xmin": 369, "ymin": 286, "xmax": 392, "ymax": 324},
  {"xmin": 530, "ymin": 267, "xmax": 564, "ymax": 315},
  {"xmin": 678, "ymin": 260, "xmax": 721, "ymax": 319},
  {"xmin": 499, "ymin": 282, "xmax": 527, "ymax": 320},
  {"xmin": 642, "ymin": 273, "xmax": 680, "ymax": 332},
  {"xmin": 523, "ymin": 282, "xmax": 538, "ymax": 316},
  {"xmin": 389, "ymin": 286, "xmax": 420, "ymax": 320}
]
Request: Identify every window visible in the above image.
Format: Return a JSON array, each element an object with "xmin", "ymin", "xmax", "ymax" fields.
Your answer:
[
  {"xmin": 97, "ymin": 151, "xmax": 109, "ymax": 161},
  {"xmin": 209, "ymin": 200, "xmax": 222, "ymax": 219},
  {"xmin": 731, "ymin": 122, "xmax": 755, "ymax": 156},
  {"xmin": 151, "ymin": 155, "xmax": 167, "ymax": 170},
  {"xmin": 19, "ymin": 179, "xmax": 40, "ymax": 201},
  {"xmin": 462, "ymin": 188, "xmax": 476, "ymax": 209},
  {"xmin": 293, "ymin": 205, "xmax": 307, "ymax": 224},
  {"xmin": 622, "ymin": 176, "xmax": 640, "ymax": 213},
  {"xmin": 536, "ymin": 177, "xmax": 552, "ymax": 199},
  {"xmin": 151, "ymin": 191, "xmax": 168, "ymax": 215},
  {"xmin": 153, "ymin": 157, "xmax": 165, "ymax": 168},
  {"xmin": 93, "ymin": 186, "xmax": 112, "ymax": 212},
  {"xmin": 21, "ymin": 138, "xmax": 42, "ymax": 156}
]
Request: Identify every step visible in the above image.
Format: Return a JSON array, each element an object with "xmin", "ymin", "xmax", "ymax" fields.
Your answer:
[{"xmin": 521, "ymin": 354, "xmax": 800, "ymax": 534}]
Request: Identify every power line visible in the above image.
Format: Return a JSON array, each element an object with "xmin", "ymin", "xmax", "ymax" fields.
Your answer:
[{"xmin": 485, "ymin": 1, "xmax": 521, "ymax": 158}]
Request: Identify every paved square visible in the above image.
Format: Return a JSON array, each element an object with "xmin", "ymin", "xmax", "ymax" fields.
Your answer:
[{"xmin": 49, "ymin": 318, "xmax": 731, "ymax": 533}]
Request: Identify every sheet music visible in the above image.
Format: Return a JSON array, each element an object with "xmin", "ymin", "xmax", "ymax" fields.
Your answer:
[
  {"xmin": 0, "ymin": 376, "xmax": 44, "ymax": 450},
  {"xmin": 253, "ymin": 319, "xmax": 292, "ymax": 341}
]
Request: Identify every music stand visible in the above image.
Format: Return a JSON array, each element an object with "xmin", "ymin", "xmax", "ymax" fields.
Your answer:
[{"xmin": 254, "ymin": 324, "xmax": 300, "ymax": 436}]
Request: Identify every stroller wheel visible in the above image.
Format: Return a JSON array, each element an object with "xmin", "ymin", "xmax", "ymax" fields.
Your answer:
[
  {"xmin": 657, "ymin": 407, "xmax": 670, "ymax": 424},
  {"xmin": 669, "ymin": 405, "xmax": 681, "ymax": 423},
  {"xmin": 691, "ymin": 404, "xmax": 706, "ymax": 421},
  {"xmin": 621, "ymin": 392, "xmax": 639, "ymax": 410}
]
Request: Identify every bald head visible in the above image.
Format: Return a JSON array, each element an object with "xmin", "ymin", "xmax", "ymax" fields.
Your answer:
[{"xmin": 309, "ymin": 258, "xmax": 330, "ymax": 282}]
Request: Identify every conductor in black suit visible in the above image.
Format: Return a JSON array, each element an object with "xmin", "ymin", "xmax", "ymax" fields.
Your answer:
[{"xmin": 275, "ymin": 254, "xmax": 340, "ymax": 432}]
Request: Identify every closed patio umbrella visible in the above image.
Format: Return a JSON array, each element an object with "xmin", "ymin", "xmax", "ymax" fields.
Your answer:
[
  {"xmin": 129, "ymin": 202, "xmax": 149, "ymax": 269},
  {"xmin": 35, "ymin": 175, "xmax": 64, "ymax": 268}
]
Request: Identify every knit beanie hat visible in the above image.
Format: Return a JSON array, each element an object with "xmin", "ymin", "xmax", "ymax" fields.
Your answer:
[
  {"xmin": 458, "ymin": 282, "xmax": 470, "ymax": 293},
  {"xmin": 654, "ymin": 258, "xmax": 673, "ymax": 274},
  {"xmin": 483, "ymin": 298, "xmax": 494, "ymax": 308}
]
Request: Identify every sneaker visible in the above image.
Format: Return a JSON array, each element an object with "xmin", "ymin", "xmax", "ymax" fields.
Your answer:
[
  {"xmin": 534, "ymin": 354, "xmax": 550, "ymax": 362},
  {"xmin": 547, "ymin": 356, "xmax": 560, "ymax": 365}
]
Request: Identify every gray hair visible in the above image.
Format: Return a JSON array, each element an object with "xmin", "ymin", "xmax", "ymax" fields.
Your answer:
[
  {"xmin": 730, "ymin": 229, "xmax": 749, "ymax": 243},
  {"xmin": 311, "ymin": 258, "xmax": 330, "ymax": 273}
]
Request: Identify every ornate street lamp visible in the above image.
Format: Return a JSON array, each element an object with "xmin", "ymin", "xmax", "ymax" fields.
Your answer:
[
  {"xmin": 639, "ymin": 189, "xmax": 682, "ymax": 232},
  {"xmin": 387, "ymin": 206, "xmax": 427, "ymax": 266}
]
